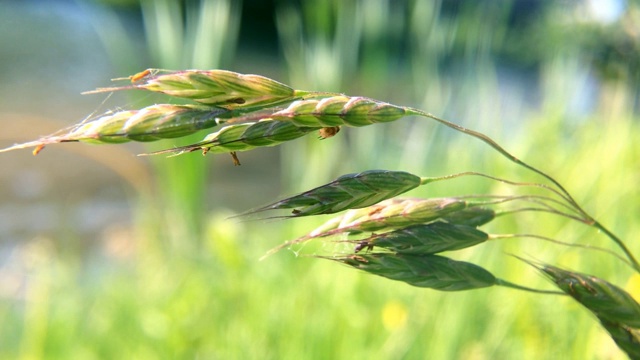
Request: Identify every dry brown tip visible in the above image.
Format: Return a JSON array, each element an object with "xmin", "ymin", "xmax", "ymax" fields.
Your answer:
[
  {"xmin": 32, "ymin": 144, "xmax": 45, "ymax": 156},
  {"xmin": 128, "ymin": 68, "xmax": 162, "ymax": 83},
  {"xmin": 318, "ymin": 126, "xmax": 341, "ymax": 139},
  {"xmin": 230, "ymin": 152, "xmax": 241, "ymax": 166}
]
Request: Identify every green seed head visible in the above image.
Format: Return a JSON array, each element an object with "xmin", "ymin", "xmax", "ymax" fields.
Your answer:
[
  {"xmin": 144, "ymin": 120, "xmax": 319, "ymax": 156},
  {"xmin": 270, "ymin": 96, "xmax": 408, "ymax": 127},
  {"xmin": 250, "ymin": 170, "xmax": 422, "ymax": 217},
  {"xmin": 337, "ymin": 253, "xmax": 496, "ymax": 291},
  {"xmin": 65, "ymin": 105, "xmax": 227, "ymax": 144},
  {"xmin": 441, "ymin": 207, "xmax": 496, "ymax": 227},
  {"xmin": 140, "ymin": 70, "xmax": 297, "ymax": 109},
  {"xmin": 540, "ymin": 265, "xmax": 640, "ymax": 328},
  {"xmin": 366, "ymin": 222, "xmax": 489, "ymax": 255},
  {"xmin": 309, "ymin": 197, "xmax": 468, "ymax": 236}
]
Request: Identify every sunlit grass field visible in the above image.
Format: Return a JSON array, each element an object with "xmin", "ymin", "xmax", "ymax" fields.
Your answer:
[{"xmin": 1, "ymin": 1, "xmax": 638, "ymax": 359}]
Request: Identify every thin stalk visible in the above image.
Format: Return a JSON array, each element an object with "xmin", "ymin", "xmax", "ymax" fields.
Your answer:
[
  {"xmin": 407, "ymin": 108, "xmax": 640, "ymax": 272},
  {"xmin": 452, "ymin": 194, "xmax": 590, "ymax": 223},
  {"xmin": 492, "ymin": 234, "xmax": 634, "ymax": 269},
  {"xmin": 408, "ymin": 108, "xmax": 581, "ymax": 209},
  {"xmin": 495, "ymin": 279, "xmax": 565, "ymax": 295},
  {"xmin": 420, "ymin": 171, "xmax": 582, "ymax": 217},
  {"xmin": 496, "ymin": 207, "xmax": 590, "ymax": 224}
]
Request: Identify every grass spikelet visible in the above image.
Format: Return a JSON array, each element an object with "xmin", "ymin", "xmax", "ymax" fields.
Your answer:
[
  {"xmin": 358, "ymin": 222, "xmax": 489, "ymax": 255},
  {"xmin": 262, "ymin": 198, "xmax": 469, "ymax": 259},
  {"xmin": 269, "ymin": 96, "xmax": 409, "ymax": 127},
  {"xmin": 141, "ymin": 120, "xmax": 320, "ymax": 157},
  {"xmin": 244, "ymin": 170, "xmax": 423, "ymax": 217},
  {"xmin": 534, "ymin": 263, "xmax": 640, "ymax": 328},
  {"xmin": 440, "ymin": 207, "xmax": 496, "ymax": 227},
  {"xmin": 308, "ymin": 197, "xmax": 468, "ymax": 236},
  {"xmin": 85, "ymin": 69, "xmax": 313, "ymax": 109},
  {"xmin": 331, "ymin": 253, "xmax": 497, "ymax": 291},
  {"xmin": 527, "ymin": 262, "xmax": 640, "ymax": 358},
  {"xmin": 0, "ymin": 105, "xmax": 229, "ymax": 154}
]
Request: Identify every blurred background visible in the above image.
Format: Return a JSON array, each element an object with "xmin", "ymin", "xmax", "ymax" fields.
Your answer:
[{"xmin": 0, "ymin": 0, "xmax": 638, "ymax": 358}]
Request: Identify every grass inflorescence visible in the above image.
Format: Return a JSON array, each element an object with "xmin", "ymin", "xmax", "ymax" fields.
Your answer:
[
  {"xmin": 140, "ymin": 120, "xmax": 320, "ymax": 157},
  {"xmin": 87, "ymin": 68, "xmax": 313, "ymax": 109},
  {"xmin": 2, "ymin": 67, "xmax": 637, "ymax": 358},
  {"xmin": 242, "ymin": 170, "xmax": 423, "ymax": 217}
]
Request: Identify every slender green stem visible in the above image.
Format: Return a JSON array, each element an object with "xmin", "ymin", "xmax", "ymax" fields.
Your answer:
[
  {"xmin": 496, "ymin": 207, "xmax": 590, "ymax": 224},
  {"xmin": 591, "ymin": 220, "xmax": 638, "ymax": 269},
  {"xmin": 491, "ymin": 233, "xmax": 634, "ymax": 269},
  {"xmin": 420, "ymin": 171, "xmax": 581, "ymax": 216},
  {"xmin": 495, "ymin": 278, "xmax": 565, "ymax": 295},
  {"xmin": 408, "ymin": 108, "xmax": 582, "ymax": 208},
  {"xmin": 461, "ymin": 195, "xmax": 587, "ymax": 222},
  {"xmin": 407, "ymin": 107, "xmax": 640, "ymax": 272}
]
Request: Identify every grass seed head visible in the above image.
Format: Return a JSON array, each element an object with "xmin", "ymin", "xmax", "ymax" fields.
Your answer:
[
  {"xmin": 365, "ymin": 222, "xmax": 489, "ymax": 255},
  {"xmin": 248, "ymin": 170, "xmax": 422, "ymax": 217},
  {"xmin": 0, "ymin": 105, "xmax": 229, "ymax": 153},
  {"xmin": 143, "ymin": 120, "xmax": 319, "ymax": 157},
  {"xmin": 74, "ymin": 105, "xmax": 228, "ymax": 143},
  {"xmin": 270, "ymin": 96, "xmax": 408, "ymax": 127},
  {"xmin": 440, "ymin": 207, "xmax": 496, "ymax": 227},
  {"xmin": 540, "ymin": 264, "xmax": 640, "ymax": 328},
  {"xmin": 309, "ymin": 197, "xmax": 467, "ymax": 236},
  {"xmin": 90, "ymin": 69, "xmax": 298, "ymax": 110},
  {"xmin": 336, "ymin": 253, "xmax": 496, "ymax": 291}
]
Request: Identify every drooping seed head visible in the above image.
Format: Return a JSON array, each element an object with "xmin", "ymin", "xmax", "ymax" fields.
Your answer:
[
  {"xmin": 334, "ymin": 253, "xmax": 496, "ymax": 291},
  {"xmin": 0, "ymin": 105, "xmax": 229, "ymax": 154},
  {"xmin": 364, "ymin": 222, "xmax": 489, "ymax": 255},
  {"xmin": 440, "ymin": 207, "xmax": 496, "ymax": 227},
  {"xmin": 309, "ymin": 197, "xmax": 468, "ymax": 237},
  {"xmin": 270, "ymin": 96, "xmax": 409, "ymax": 127},
  {"xmin": 539, "ymin": 264, "xmax": 640, "ymax": 328},
  {"xmin": 70, "ymin": 104, "xmax": 228, "ymax": 143},
  {"xmin": 88, "ymin": 69, "xmax": 301, "ymax": 109},
  {"xmin": 247, "ymin": 170, "xmax": 422, "ymax": 217},
  {"xmin": 143, "ymin": 120, "xmax": 319, "ymax": 157}
]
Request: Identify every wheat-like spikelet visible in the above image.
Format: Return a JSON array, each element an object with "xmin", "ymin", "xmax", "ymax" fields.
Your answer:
[
  {"xmin": 244, "ymin": 170, "xmax": 423, "ymax": 217},
  {"xmin": 356, "ymin": 222, "xmax": 489, "ymax": 255},
  {"xmin": 537, "ymin": 264, "xmax": 640, "ymax": 328},
  {"xmin": 331, "ymin": 253, "xmax": 497, "ymax": 291},
  {"xmin": 308, "ymin": 197, "xmax": 468, "ymax": 237},
  {"xmin": 267, "ymin": 96, "xmax": 409, "ymax": 127},
  {"xmin": 85, "ymin": 69, "xmax": 315, "ymax": 109},
  {"xmin": 440, "ymin": 207, "xmax": 496, "ymax": 227},
  {"xmin": 531, "ymin": 263, "xmax": 640, "ymax": 358},
  {"xmin": 141, "ymin": 120, "xmax": 320, "ymax": 157},
  {"xmin": 0, "ymin": 105, "xmax": 229, "ymax": 154},
  {"xmin": 262, "ymin": 198, "xmax": 470, "ymax": 259}
]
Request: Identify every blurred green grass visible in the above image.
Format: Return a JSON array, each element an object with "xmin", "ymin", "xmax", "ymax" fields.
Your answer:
[{"xmin": 1, "ymin": 0, "xmax": 639, "ymax": 359}]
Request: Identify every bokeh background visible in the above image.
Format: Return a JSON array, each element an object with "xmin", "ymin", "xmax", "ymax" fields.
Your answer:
[{"xmin": 1, "ymin": 0, "xmax": 639, "ymax": 358}]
